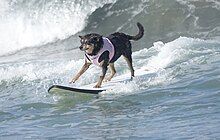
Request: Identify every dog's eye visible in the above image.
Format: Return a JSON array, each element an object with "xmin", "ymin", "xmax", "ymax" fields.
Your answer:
[
  {"xmin": 80, "ymin": 39, "xmax": 85, "ymax": 44},
  {"xmin": 80, "ymin": 38, "xmax": 94, "ymax": 45},
  {"xmin": 81, "ymin": 39, "xmax": 88, "ymax": 44}
]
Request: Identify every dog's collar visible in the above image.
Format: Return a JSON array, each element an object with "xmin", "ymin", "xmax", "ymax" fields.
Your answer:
[{"xmin": 86, "ymin": 51, "xmax": 99, "ymax": 56}]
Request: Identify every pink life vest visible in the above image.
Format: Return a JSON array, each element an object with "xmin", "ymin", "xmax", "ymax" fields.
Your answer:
[{"xmin": 85, "ymin": 37, "xmax": 115, "ymax": 66}]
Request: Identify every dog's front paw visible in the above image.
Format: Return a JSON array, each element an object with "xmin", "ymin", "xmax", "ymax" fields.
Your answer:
[
  {"xmin": 94, "ymin": 84, "xmax": 101, "ymax": 88},
  {"xmin": 69, "ymin": 78, "xmax": 76, "ymax": 84}
]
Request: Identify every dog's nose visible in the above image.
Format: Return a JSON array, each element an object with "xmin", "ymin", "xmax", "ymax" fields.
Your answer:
[{"xmin": 79, "ymin": 45, "xmax": 83, "ymax": 51}]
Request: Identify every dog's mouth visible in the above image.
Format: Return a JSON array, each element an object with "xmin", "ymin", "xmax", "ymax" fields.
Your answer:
[
  {"xmin": 80, "ymin": 46, "xmax": 92, "ymax": 55},
  {"xmin": 82, "ymin": 48, "xmax": 89, "ymax": 52},
  {"xmin": 84, "ymin": 48, "xmax": 89, "ymax": 51}
]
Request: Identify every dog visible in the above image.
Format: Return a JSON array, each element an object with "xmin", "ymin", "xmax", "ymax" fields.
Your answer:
[{"xmin": 69, "ymin": 22, "xmax": 144, "ymax": 88}]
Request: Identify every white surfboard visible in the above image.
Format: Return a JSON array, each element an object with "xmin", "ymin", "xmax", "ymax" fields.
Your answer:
[{"xmin": 48, "ymin": 68, "xmax": 153, "ymax": 94}]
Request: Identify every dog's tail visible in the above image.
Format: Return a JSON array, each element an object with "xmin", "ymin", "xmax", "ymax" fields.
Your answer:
[{"xmin": 127, "ymin": 22, "xmax": 144, "ymax": 41}]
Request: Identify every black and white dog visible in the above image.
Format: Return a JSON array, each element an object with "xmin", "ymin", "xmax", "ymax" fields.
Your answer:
[{"xmin": 70, "ymin": 22, "xmax": 144, "ymax": 88}]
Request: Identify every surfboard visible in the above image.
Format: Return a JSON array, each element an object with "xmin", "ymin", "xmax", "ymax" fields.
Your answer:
[
  {"xmin": 48, "ymin": 85, "xmax": 104, "ymax": 94},
  {"xmin": 48, "ymin": 68, "xmax": 153, "ymax": 94}
]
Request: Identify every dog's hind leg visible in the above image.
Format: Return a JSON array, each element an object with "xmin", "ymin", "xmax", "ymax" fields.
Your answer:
[{"xmin": 123, "ymin": 55, "xmax": 134, "ymax": 78}]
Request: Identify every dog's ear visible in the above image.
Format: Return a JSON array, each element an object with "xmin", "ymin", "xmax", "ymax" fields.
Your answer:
[{"xmin": 79, "ymin": 35, "xmax": 84, "ymax": 39}]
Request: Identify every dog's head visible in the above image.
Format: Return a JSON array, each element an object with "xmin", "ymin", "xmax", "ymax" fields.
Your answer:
[{"xmin": 79, "ymin": 33, "xmax": 103, "ymax": 55}]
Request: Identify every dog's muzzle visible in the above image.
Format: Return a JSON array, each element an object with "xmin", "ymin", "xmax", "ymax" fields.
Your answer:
[{"xmin": 79, "ymin": 45, "xmax": 89, "ymax": 51}]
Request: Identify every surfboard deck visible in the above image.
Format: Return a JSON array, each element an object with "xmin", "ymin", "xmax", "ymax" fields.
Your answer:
[{"xmin": 48, "ymin": 68, "xmax": 153, "ymax": 94}]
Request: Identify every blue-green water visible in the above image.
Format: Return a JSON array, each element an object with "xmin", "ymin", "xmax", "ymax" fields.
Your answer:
[{"xmin": 0, "ymin": 0, "xmax": 220, "ymax": 139}]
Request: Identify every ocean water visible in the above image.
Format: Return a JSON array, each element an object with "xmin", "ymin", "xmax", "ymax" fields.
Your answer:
[{"xmin": 0, "ymin": 0, "xmax": 220, "ymax": 139}]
